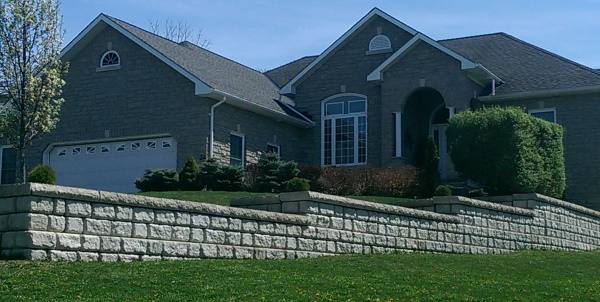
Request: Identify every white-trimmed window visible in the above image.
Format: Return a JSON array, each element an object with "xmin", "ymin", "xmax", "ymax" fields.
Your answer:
[
  {"xmin": 72, "ymin": 147, "xmax": 81, "ymax": 156},
  {"xmin": 529, "ymin": 108, "xmax": 556, "ymax": 123},
  {"xmin": 369, "ymin": 35, "xmax": 392, "ymax": 51},
  {"xmin": 131, "ymin": 142, "xmax": 141, "ymax": 151},
  {"xmin": 101, "ymin": 145, "xmax": 110, "ymax": 153},
  {"xmin": 57, "ymin": 149, "xmax": 67, "ymax": 157},
  {"xmin": 162, "ymin": 139, "xmax": 173, "ymax": 148},
  {"xmin": 100, "ymin": 50, "xmax": 120, "ymax": 67},
  {"xmin": 267, "ymin": 143, "xmax": 280, "ymax": 157},
  {"xmin": 1, "ymin": 146, "xmax": 16, "ymax": 185},
  {"xmin": 86, "ymin": 146, "xmax": 96, "ymax": 155},
  {"xmin": 146, "ymin": 141, "xmax": 156, "ymax": 150},
  {"xmin": 230, "ymin": 132, "xmax": 245, "ymax": 166},
  {"xmin": 322, "ymin": 94, "xmax": 367, "ymax": 166},
  {"xmin": 116, "ymin": 144, "xmax": 125, "ymax": 152}
]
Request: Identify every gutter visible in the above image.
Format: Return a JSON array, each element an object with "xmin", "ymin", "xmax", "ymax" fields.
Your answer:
[
  {"xmin": 480, "ymin": 85, "xmax": 600, "ymax": 102},
  {"xmin": 209, "ymin": 96, "xmax": 226, "ymax": 158}
]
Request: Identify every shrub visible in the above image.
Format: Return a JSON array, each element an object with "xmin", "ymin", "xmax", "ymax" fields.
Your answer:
[
  {"xmin": 196, "ymin": 158, "xmax": 244, "ymax": 191},
  {"xmin": 179, "ymin": 156, "xmax": 200, "ymax": 191},
  {"xmin": 419, "ymin": 135, "xmax": 440, "ymax": 197},
  {"xmin": 284, "ymin": 177, "xmax": 310, "ymax": 192},
  {"xmin": 27, "ymin": 165, "xmax": 56, "ymax": 184},
  {"xmin": 255, "ymin": 152, "xmax": 300, "ymax": 193},
  {"xmin": 434, "ymin": 185, "xmax": 452, "ymax": 196},
  {"xmin": 447, "ymin": 106, "xmax": 565, "ymax": 198},
  {"xmin": 313, "ymin": 165, "xmax": 420, "ymax": 197},
  {"xmin": 135, "ymin": 169, "xmax": 179, "ymax": 192}
]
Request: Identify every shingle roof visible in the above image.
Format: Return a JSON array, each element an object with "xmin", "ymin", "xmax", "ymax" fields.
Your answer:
[
  {"xmin": 439, "ymin": 33, "xmax": 600, "ymax": 96},
  {"xmin": 104, "ymin": 15, "xmax": 304, "ymax": 119},
  {"xmin": 264, "ymin": 56, "xmax": 318, "ymax": 88}
]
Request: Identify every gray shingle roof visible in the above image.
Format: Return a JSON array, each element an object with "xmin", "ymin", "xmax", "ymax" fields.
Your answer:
[
  {"xmin": 264, "ymin": 56, "xmax": 318, "ymax": 88},
  {"xmin": 105, "ymin": 15, "xmax": 302, "ymax": 118},
  {"xmin": 439, "ymin": 33, "xmax": 600, "ymax": 96}
]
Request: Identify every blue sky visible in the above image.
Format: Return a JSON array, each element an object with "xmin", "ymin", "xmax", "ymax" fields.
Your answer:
[{"xmin": 60, "ymin": 0, "xmax": 600, "ymax": 70}]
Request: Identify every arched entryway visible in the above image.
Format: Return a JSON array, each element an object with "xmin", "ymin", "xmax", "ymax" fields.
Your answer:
[{"xmin": 399, "ymin": 87, "xmax": 456, "ymax": 179}]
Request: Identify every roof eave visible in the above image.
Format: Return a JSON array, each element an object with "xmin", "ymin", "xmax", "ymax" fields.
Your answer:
[{"xmin": 480, "ymin": 85, "xmax": 600, "ymax": 102}]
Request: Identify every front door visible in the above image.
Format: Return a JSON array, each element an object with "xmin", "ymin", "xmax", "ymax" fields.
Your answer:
[{"xmin": 430, "ymin": 124, "xmax": 455, "ymax": 179}]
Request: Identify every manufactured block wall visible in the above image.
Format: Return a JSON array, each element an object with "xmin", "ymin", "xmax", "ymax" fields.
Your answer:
[{"xmin": 1, "ymin": 183, "xmax": 600, "ymax": 261}]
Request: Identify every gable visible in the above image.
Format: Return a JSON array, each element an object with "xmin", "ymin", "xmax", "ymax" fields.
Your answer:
[{"xmin": 280, "ymin": 8, "xmax": 418, "ymax": 95}]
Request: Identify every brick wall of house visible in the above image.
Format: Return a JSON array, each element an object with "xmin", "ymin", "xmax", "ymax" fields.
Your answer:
[
  {"xmin": 499, "ymin": 93, "xmax": 600, "ymax": 209},
  {"xmin": 293, "ymin": 16, "xmax": 415, "ymax": 166}
]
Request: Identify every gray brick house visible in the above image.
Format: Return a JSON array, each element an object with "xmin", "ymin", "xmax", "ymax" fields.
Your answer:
[{"xmin": 3, "ymin": 8, "xmax": 599, "ymax": 209}]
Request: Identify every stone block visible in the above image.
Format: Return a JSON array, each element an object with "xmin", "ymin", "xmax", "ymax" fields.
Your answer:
[
  {"xmin": 112, "ymin": 221, "xmax": 133, "ymax": 237},
  {"xmin": 201, "ymin": 244, "xmax": 218, "ymax": 258},
  {"xmin": 225, "ymin": 232, "xmax": 241, "ymax": 245},
  {"xmin": 253, "ymin": 234, "xmax": 272, "ymax": 248},
  {"xmin": 299, "ymin": 201, "xmax": 319, "ymax": 213},
  {"xmin": 258, "ymin": 222, "xmax": 274, "ymax": 234},
  {"xmin": 100, "ymin": 253, "xmax": 118, "ymax": 262},
  {"xmin": 190, "ymin": 228, "xmax": 204, "ymax": 243},
  {"xmin": 15, "ymin": 231, "xmax": 56, "ymax": 249},
  {"xmin": 218, "ymin": 245, "xmax": 234, "ymax": 258},
  {"xmin": 148, "ymin": 240, "xmax": 163, "ymax": 255},
  {"xmin": 9, "ymin": 213, "xmax": 48, "ymax": 231},
  {"xmin": 266, "ymin": 249, "xmax": 285, "ymax": 260},
  {"xmin": 211, "ymin": 217, "xmax": 228, "ymax": 230},
  {"xmin": 188, "ymin": 243, "xmax": 202, "ymax": 257},
  {"xmin": 116, "ymin": 206, "xmax": 133, "ymax": 221},
  {"xmin": 50, "ymin": 250, "xmax": 78, "ymax": 261},
  {"xmin": 191, "ymin": 214, "xmax": 209, "ymax": 228},
  {"xmin": 81, "ymin": 235, "xmax": 100, "ymax": 251},
  {"xmin": 65, "ymin": 217, "xmax": 84, "ymax": 233},
  {"xmin": 16, "ymin": 197, "xmax": 53, "ymax": 214},
  {"xmin": 132, "ymin": 223, "xmax": 148, "ymax": 238},
  {"xmin": 327, "ymin": 229, "xmax": 340, "ymax": 241},
  {"xmin": 163, "ymin": 241, "xmax": 188, "ymax": 256},
  {"xmin": 228, "ymin": 218, "xmax": 241, "ymax": 231},
  {"xmin": 172, "ymin": 226, "xmax": 190, "ymax": 241},
  {"xmin": 0, "ymin": 215, "xmax": 7, "ymax": 231},
  {"xmin": 319, "ymin": 203, "xmax": 335, "ymax": 216},
  {"xmin": 0, "ymin": 197, "xmax": 16, "ymax": 214},
  {"xmin": 287, "ymin": 225, "xmax": 302, "ymax": 236},
  {"xmin": 122, "ymin": 238, "xmax": 148, "ymax": 254},
  {"xmin": 66, "ymin": 201, "xmax": 92, "ymax": 217},
  {"xmin": 272, "ymin": 236, "xmax": 286, "ymax": 249},
  {"xmin": 302, "ymin": 226, "xmax": 316, "ymax": 238},
  {"xmin": 148, "ymin": 224, "xmax": 172, "ymax": 240},
  {"xmin": 316, "ymin": 228, "xmax": 328, "ymax": 240},
  {"xmin": 316, "ymin": 216, "xmax": 330, "ymax": 228},
  {"xmin": 281, "ymin": 201, "xmax": 299, "ymax": 213},
  {"xmin": 56, "ymin": 233, "xmax": 81, "ymax": 250},
  {"xmin": 155, "ymin": 210, "xmax": 175, "ymax": 224},
  {"xmin": 330, "ymin": 217, "xmax": 344, "ymax": 229},
  {"xmin": 273, "ymin": 223, "xmax": 287, "ymax": 235},
  {"xmin": 298, "ymin": 238, "xmax": 314, "ymax": 251},
  {"xmin": 21, "ymin": 249, "xmax": 48, "ymax": 260},
  {"xmin": 241, "ymin": 233, "xmax": 253, "ymax": 246},
  {"xmin": 141, "ymin": 255, "xmax": 162, "ymax": 261},
  {"xmin": 234, "ymin": 246, "xmax": 254, "ymax": 259},
  {"xmin": 47, "ymin": 216, "xmax": 65, "ymax": 232},
  {"xmin": 92, "ymin": 204, "xmax": 115, "ymax": 219},
  {"xmin": 315, "ymin": 240, "xmax": 327, "ymax": 252},
  {"xmin": 175, "ymin": 212, "xmax": 191, "ymax": 226},
  {"xmin": 1, "ymin": 232, "xmax": 15, "ymax": 248},
  {"xmin": 54, "ymin": 199, "xmax": 65, "ymax": 215},
  {"xmin": 118, "ymin": 254, "xmax": 140, "ymax": 262},
  {"xmin": 85, "ymin": 219, "xmax": 112, "ymax": 235},
  {"xmin": 100, "ymin": 236, "xmax": 121, "ymax": 252},
  {"xmin": 205, "ymin": 230, "xmax": 225, "ymax": 244},
  {"xmin": 340, "ymin": 231, "xmax": 353, "ymax": 242}
]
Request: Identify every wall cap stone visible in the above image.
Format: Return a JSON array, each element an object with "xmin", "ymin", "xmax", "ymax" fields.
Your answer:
[
  {"xmin": 231, "ymin": 195, "xmax": 279, "ymax": 206},
  {"xmin": 515, "ymin": 193, "xmax": 600, "ymax": 219},
  {"xmin": 279, "ymin": 191, "xmax": 460, "ymax": 223},
  {"xmin": 432, "ymin": 196, "xmax": 534, "ymax": 217}
]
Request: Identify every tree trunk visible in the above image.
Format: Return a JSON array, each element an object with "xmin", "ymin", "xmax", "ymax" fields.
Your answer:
[{"xmin": 14, "ymin": 147, "xmax": 26, "ymax": 184}]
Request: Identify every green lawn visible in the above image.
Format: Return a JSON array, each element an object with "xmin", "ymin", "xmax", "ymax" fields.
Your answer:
[
  {"xmin": 137, "ymin": 191, "xmax": 408, "ymax": 206},
  {"xmin": 1, "ymin": 250, "xmax": 599, "ymax": 301}
]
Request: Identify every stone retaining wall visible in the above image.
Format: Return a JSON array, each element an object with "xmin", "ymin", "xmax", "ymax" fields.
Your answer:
[{"xmin": 1, "ymin": 183, "xmax": 599, "ymax": 261}]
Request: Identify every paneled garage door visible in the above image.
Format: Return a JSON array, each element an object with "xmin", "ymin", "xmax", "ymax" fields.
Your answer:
[{"xmin": 48, "ymin": 137, "xmax": 177, "ymax": 192}]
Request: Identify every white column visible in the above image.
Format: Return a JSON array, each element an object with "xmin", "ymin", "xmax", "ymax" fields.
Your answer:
[{"xmin": 394, "ymin": 112, "xmax": 402, "ymax": 157}]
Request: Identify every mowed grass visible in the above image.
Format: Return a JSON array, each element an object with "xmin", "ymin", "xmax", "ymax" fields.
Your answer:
[
  {"xmin": 1, "ymin": 250, "xmax": 599, "ymax": 301},
  {"xmin": 137, "ymin": 191, "xmax": 408, "ymax": 206}
]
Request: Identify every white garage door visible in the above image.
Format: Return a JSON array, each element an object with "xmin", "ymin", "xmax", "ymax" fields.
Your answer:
[{"xmin": 48, "ymin": 137, "xmax": 177, "ymax": 192}]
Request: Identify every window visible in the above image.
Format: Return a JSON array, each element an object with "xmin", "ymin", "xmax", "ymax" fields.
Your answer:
[
  {"xmin": 1, "ymin": 147, "xmax": 16, "ymax": 185},
  {"xmin": 367, "ymin": 35, "xmax": 392, "ymax": 54},
  {"xmin": 86, "ymin": 146, "xmax": 96, "ymax": 155},
  {"xmin": 322, "ymin": 94, "xmax": 367, "ymax": 166},
  {"xmin": 72, "ymin": 147, "xmax": 81, "ymax": 156},
  {"xmin": 529, "ymin": 108, "xmax": 556, "ymax": 123},
  {"xmin": 230, "ymin": 133, "xmax": 245, "ymax": 166},
  {"xmin": 57, "ymin": 149, "xmax": 67, "ymax": 157},
  {"xmin": 100, "ymin": 51, "xmax": 120, "ymax": 67},
  {"xmin": 162, "ymin": 139, "xmax": 172, "ymax": 148},
  {"xmin": 116, "ymin": 144, "xmax": 125, "ymax": 152},
  {"xmin": 267, "ymin": 144, "xmax": 280, "ymax": 157},
  {"xmin": 131, "ymin": 142, "xmax": 141, "ymax": 151},
  {"xmin": 101, "ymin": 145, "xmax": 110, "ymax": 153},
  {"xmin": 146, "ymin": 141, "xmax": 156, "ymax": 149}
]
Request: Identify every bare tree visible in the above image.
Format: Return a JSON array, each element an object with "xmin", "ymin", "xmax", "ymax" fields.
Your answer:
[
  {"xmin": 0, "ymin": 0, "xmax": 67, "ymax": 183},
  {"xmin": 149, "ymin": 18, "xmax": 211, "ymax": 49}
]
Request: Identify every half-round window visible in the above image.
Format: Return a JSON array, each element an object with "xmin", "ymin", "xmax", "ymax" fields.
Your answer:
[
  {"xmin": 369, "ymin": 35, "xmax": 392, "ymax": 52},
  {"xmin": 321, "ymin": 94, "xmax": 367, "ymax": 166},
  {"xmin": 100, "ymin": 51, "xmax": 120, "ymax": 67}
]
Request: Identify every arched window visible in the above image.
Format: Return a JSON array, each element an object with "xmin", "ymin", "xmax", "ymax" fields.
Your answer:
[
  {"xmin": 321, "ymin": 94, "xmax": 367, "ymax": 166},
  {"xmin": 100, "ymin": 51, "xmax": 120, "ymax": 67},
  {"xmin": 369, "ymin": 35, "xmax": 391, "ymax": 52}
]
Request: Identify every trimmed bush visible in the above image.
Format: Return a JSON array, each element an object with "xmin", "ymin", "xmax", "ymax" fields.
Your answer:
[
  {"xmin": 284, "ymin": 177, "xmax": 310, "ymax": 192},
  {"xmin": 179, "ymin": 156, "xmax": 200, "ymax": 191},
  {"xmin": 196, "ymin": 158, "xmax": 244, "ymax": 191},
  {"xmin": 135, "ymin": 169, "xmax": 179, "ymax": 192},
  {"xmin": 447, "ymin": 106, "xmax": 565, "ymax": 198},
  {"xmin": 27, "ymin": 165, "xmax": 56, "ymax": 184},
  {"xmin": 196, "ymin": 158, "xmax": 221, "ymax": 190},
  {"xmin": 434, "ymin": 185, "xmax": 452, "ymax": 196}
]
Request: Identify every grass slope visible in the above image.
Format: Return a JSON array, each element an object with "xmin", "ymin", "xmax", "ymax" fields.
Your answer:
[
  {"xmin": 138, "ymin": 191, "xmax": 407, "ymax": 206},
  {"xmin": 1, "ymin": 250, "xmax": 599, "ymax": 301}
]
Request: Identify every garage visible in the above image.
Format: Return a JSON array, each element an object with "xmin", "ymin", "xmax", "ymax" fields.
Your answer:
[{"xmin": 47, "ymin": 137, "xmax": 177, "ymax": 192}]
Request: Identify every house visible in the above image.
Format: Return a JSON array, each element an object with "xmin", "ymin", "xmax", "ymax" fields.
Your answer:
[{"xmin": 2, "ymin": 8, "xmax": 599, "ymax": 209}]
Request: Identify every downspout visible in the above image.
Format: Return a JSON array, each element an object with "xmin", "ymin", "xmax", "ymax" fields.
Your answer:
[
  {"xmin": 492, "ymin": 79, "xmax": 496, "ymax": 96},
  {"xmin": 209, "ymin": 96, "xmax": 226, "ymax": 158}
]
